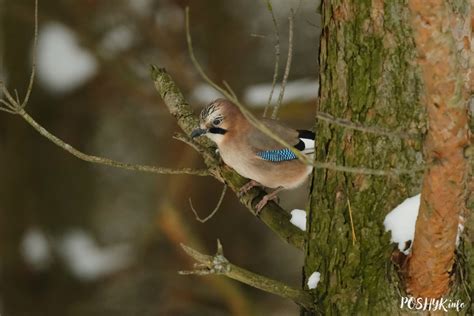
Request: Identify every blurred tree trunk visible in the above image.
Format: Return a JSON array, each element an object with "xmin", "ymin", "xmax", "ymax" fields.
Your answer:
[
  {"xmin": 0, "ymin": 2, "xmax": 97, "ymax": 315},
  {"xmin": 303, "ymin": 1, "xmax": 428, "ymax": 314}
]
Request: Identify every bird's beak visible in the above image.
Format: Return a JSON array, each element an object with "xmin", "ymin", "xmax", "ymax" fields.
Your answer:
[{"xmin": 191, "ymin": 128, "xmax": 207, "ymax": 139}]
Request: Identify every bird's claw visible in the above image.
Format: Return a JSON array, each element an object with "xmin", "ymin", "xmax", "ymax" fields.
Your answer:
[
  {"xmin": 255, "ymin": 194, "xmax": 279, "ymax": 214},
  {"xmin": 254, "ymin": 187, "xmax": 284, "ymax": 215},
  {"xmin": 238, "ymin": 180, "xmax": 260, "ymax": 198}
]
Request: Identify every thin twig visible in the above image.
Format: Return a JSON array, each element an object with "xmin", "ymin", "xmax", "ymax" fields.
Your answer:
[
  {"xmin": 0, "ymin": 113, "xmax": 210, "ymax": 179},
  {"xmin": 21, "ymin": 0, "xmax": 38, "ymax": 108},
  {"xmin": 0, "ymin": 98, "xmax": 16, "ymax": 112},
  {"xmin": 346, "ymin": 198, "xmax": 356, "ymax": 246},
  {"xmin": 271, "ymin": 8, "xmax": 294, "ymax": 119},
  {"xmin": 1, "ymin": 82, "xmax": 18, "ymax": 106},
  {"xmin": 2, "ymin": 85, "xmax": 210, "ymax": 176},
  {"xmin": 179, "ymin": 240, "xmax": 315, "ymax": 310},
  {"xmin": 0, "ymin": 0, "xmax": 38, "ymax": 109},
  {"xmin": 263, "ymin": 0, "xmax": 280, "ymax": 118},
  {"xmin": 316, "ymin": 111, "xmax": 418, "ymax": 139},
  {"xmin": 0, "ymin": 106, "xmax": 16, "ymax": 114},
  {"xmin": 222, "ymin": 80, "xmax": 238, "ymax": 101},
  {"xmin": 173, "ymin": 133, "xmax": 205, "ymax": 153},
  {"xmin": 185, "ymin": 7, "xmax": 229, "ymax": 98},
  {"xmin": 314, "ymin": 160, "xmax": 425, "ymax": 176},
  {"xmin": 250, "ymin": 33, "xmax": 267, "ymax": 39},
  {"xmin": 172, "ymin": 133, "xmax": 218, "ymax": 172},
  {"xmin": 189, "ymin": 184, "xmax": 227, "ymax": 223},
  {"xmin": 17, "ymin": 108, "xmax": 210, "ymax": 176},
  {"xmin": 14, "ymin": 89, "xmax": 20, "ymax": 104}
]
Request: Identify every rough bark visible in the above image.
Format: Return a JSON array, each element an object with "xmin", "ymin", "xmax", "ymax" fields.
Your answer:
[
  {"xmin": 303, "ymin": 0, "xmax": 426, "ymax": 314},
  {"xmin": 407, "ymin": 0, "xmax": 472, "ymax": 299}
]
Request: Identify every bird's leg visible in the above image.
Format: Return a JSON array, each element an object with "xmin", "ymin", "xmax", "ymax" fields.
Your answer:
[
  {"xmin": 238, "ymin": 179, "xmax": 262, "ymax": 197},
  {"xmin": 255, "ymin": 186, "xmax": 284, "ymax": 214}
]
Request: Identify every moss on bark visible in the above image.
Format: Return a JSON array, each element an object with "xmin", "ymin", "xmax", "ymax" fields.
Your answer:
[{"xmin": 303, "ymin": 0, "xmax": 428, "ymax": 314}]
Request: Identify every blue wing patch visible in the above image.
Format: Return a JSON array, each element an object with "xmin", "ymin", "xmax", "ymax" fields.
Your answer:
[{"xmin": 257, "ymin": 148, "xmax": 298, "ymax": 162}]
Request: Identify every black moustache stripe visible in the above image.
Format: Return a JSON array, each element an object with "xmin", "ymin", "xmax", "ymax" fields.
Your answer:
[{"xmin": 209, "ymin": 127, "xmax": 227, "ymax": 135}]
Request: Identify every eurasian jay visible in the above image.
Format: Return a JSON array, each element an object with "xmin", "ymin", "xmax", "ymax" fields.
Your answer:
[{"xmin": 191, "ymin": 98, "xmax": 315, "ymax": 212}]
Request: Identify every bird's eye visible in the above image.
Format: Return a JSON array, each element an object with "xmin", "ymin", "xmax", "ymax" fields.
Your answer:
[{"xmin": 212, "ymin": 119, "xmax": 222, "ymax": 126}]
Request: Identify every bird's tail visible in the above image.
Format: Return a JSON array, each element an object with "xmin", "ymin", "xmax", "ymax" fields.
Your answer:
[{"xmin": 296, "ymin": 130, "xmax": 315, "ymax": 155}]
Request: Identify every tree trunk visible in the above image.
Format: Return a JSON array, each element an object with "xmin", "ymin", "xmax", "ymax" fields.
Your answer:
[
  {"xmin": 406, "ymin": 0, "xmax": 471, "ymax": 299},
  {"xmin": 303, "ymin": 0, "xmax": 428, "ymax": 314}
]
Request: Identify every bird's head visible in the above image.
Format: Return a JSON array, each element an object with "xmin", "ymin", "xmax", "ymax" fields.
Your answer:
[{"xmin": 191, "ymin": 98, "xmax": 239, "ymax": 144}]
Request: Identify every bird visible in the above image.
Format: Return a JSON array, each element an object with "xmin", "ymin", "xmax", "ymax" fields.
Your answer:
[{"xmin": 191, "ymin": 98, "xmax": 315, "ymax": 213}]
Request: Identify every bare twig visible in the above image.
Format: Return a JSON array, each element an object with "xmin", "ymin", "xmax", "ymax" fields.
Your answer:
[
  {"xmin": 189, "ymin": 185, "xmax": 227, "ymax": 223},
  {"xmin": 271, "ymin": 8, "xmax": 294, "ymax": 119},
  {"xmin": 179, "ymin": 240, "xmax": 315, "ymax": 310},
  {"xmin": 250, "ymin": 33, "xmax": 267, "ymax": 39},
  {"xmin": 1, "ymin": 81, "xmax": 18, "ymax": 107},
  {"xmin": 315, "ymin": 160, "xmax": 425, "ymax": 176},
  {"xmin": 1, "ymin": 99, "xmax": 209, "ymax": 176},
  {"xmin": 222, "ymin": 80, "xmax": 238, "ymax": 101},
  {"xmin": 173, "ymin": 132, "xmax": 208, "ymax": 155},
  {"xmin": 0, "ymin": 102, "xmax": 16, "ymax": 114},
  {"xmin": 0, "ymin": 0, "xmax": 38, "ymax": 109},
  {"xmin": 263, "ymin": 0, "xmax": 280, "ymax": 118},
  {"xmin": 17, "ymin": 108, "xmax": 210, "ymax": 176},
  {"xmin": 316, "ymin": 111, "xmax": 418, "ymax": 139},
  {"xmin": 21, "ymin": 0, "xmax": 38, "ymax": 109},
  {"xmin": 185, "ymin": 7, "xmax": 229, "ymax": 98},
  {"xmin": 14, "ymin": 89, "xmax": 20, "ymax": 104}
]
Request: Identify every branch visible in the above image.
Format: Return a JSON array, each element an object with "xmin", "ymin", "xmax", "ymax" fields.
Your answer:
[
  {"xmin": 189, "ymin": 184, "xmax": 227, "ymax": 223},
  {"xmin": 151, "ymin": 66, "xmax": 306, "ymax": 250},
  {"xmin": 263, "ymin": 0, "xmax": 280, "ymax": 118},
  {"xmin": 15, "ymin": 108, "xmax": 210, "ymax": 176},
  {"xmin": 271, "ymin": 8, "xmax": 294, "ymax": 119},
  {"xmin": 311, "ymin": 160, "xmax": 425, "ymax": 176},
  {"xmin": 316, "ymin": 111, "xmax": 419, "ymax": 139},
  {"xmin": 1, "ymin": 99, "xmax": 209, "ymax": 176},
  {"xmin": 179, "ymin": 240, "xmax": 314, "ymax": 310},
  {"xmin": 21, "ymin": 0, "xmax": 38, "ymax": 109}
]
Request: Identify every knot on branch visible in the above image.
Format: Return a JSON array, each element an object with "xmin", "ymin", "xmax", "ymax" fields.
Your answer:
[{"xmin": 179, "ymin": 240, "xmax": 230, "ymax": 275}]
